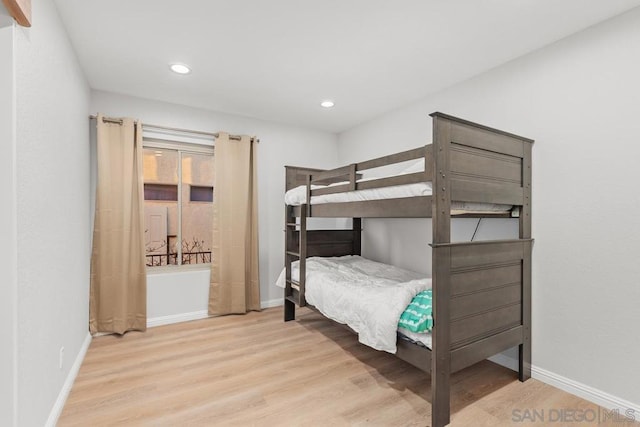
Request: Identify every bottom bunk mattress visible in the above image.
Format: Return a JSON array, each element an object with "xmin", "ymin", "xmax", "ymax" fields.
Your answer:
[{"xmin": 275, "ymin": 255, "xmax": 433, "ymax": 353}]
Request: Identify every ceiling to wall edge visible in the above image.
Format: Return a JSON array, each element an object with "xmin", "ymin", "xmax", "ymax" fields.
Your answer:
[{"xmin": 80, "ymin": 4, "xmax": 640, "ymax": 138}]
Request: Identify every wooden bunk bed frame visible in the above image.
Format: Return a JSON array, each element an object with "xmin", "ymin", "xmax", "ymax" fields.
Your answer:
[{"xmin": 283, "ymin": 112, "xmax": 533, "ymax": 427}]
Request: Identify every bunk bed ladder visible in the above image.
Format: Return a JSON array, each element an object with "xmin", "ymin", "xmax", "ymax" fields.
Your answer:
[{"xmin": 284, "ymin": 204, "xmax": 307, "ymax": 321}]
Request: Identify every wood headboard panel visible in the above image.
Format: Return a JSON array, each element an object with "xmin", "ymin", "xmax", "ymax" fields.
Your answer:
[
  {"xmin": 431, "ymin": 112, "xmax": 533, "ymax": 207},
  {"xmin": 290, "ymin": 230, "xmax": 359, "ymax": 258}
]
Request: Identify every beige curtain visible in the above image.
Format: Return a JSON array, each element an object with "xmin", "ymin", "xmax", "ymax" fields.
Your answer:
[
  {"xmin": 209, "ymin": 133, "xmax": 260, "ymax": 315},
  {"xmin": 90, "ymin": 115, "xmax": 147, "ymax": 334}
]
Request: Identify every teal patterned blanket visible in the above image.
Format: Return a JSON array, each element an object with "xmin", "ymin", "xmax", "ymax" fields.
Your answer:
[{"xmin": 398, "ymin": 289, "xmax": 433, "ymax": 333}]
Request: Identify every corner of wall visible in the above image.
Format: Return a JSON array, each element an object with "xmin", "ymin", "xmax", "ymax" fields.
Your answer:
[
  {"xmin": 45, "ymin": 333, "xmax": 92, "ymax": 427},
  {"xmin": 0, "ymin": 21, "xmax": 18, "ymax": 427},
  {"xmin": 13, "ymin": 0, "xmax": 92, "ymax": 425}
]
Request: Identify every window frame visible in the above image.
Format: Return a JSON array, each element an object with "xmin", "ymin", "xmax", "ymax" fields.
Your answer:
[{"xmin": 143, "ymin": 137, "xmax": 214, "ymax": 272}]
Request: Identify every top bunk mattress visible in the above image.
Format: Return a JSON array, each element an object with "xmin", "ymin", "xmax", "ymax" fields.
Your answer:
[{"xmin": 285, "ymin": 180, "xmax": 512, "ymax": 214}]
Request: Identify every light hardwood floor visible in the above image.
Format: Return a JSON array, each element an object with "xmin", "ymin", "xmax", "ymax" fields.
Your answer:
[{"xmin": 60, "ymin": 308, "xmax": 636, "ymax": 426}]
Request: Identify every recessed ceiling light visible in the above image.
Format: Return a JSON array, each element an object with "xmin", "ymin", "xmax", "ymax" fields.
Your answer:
[
  {"xmin": 320, "ymin": 100, "xmax": 335, "ymax": 108},
  {"xmin": 170, "ymin": 63, "xmax": 191, "ymax": 74}
]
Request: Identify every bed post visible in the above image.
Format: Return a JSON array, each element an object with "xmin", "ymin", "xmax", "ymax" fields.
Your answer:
[
  {"xmin": 284, "ymin": 204, "xmax": 296, "ymax": 321},
  {"xmin": 284, "ymin": 294, "xmax": 295, "ymax": 321},
  {"xmin": 519, "ymin": 141, "xmax": 533, "ymax": 381},
  {"xmin": 298, "ymin": 204, "xmax": 308, "ymax": 307},
  {"xmin": 352, "ymin": 218, "xmax": 362, "ymax": 255},
  {"xmin": 431, "ymin": 114, "xmax": 452, "ymax": 427}
]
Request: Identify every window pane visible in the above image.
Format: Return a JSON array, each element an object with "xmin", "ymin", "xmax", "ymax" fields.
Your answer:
[
  {"xmin": 143, "ymin": 148, "xmax": 179, "ymax": 267},
  {"xmin": 181, "ymin": 153, "xmax": 214, "ymax": 265},
  {"xmin": 190, "ymin": 186, "xmax": 214, "ymax": 202},
  {"xmin": 144, "ymin": 184, "xmax": 178, "ymax": 201}
]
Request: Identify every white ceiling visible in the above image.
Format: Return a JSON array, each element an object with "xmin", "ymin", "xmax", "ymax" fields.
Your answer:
[{"xmin": 55, "ymin": 0, "xmax": 640, "ymax": 133}]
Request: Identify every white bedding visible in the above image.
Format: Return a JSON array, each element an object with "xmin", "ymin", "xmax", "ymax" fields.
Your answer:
[
  {"xmin": 275, "ymin": 255, "xmax": 432, "ymax": 353},
  {"xmin": 285, "ymin": 159, "xmax": 428, "ymax": 207},
  {"xmin": 399, "ymin": 327, "xmax": 432, "ymax": 348},
  {"xmin": 284, "ymin": 180, "xmax": 432, "ymax": 205},
  {"xmin": 286, "ymin": 159, "xmax": 512, "ymax": 213},
  {"xmin": 285, "ymin": 180, "xmax": 511, "ymax": 214}
]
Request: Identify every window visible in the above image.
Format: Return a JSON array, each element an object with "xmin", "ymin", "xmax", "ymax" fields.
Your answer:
[
  {"xmin": 144, "ymin": 184, "xmax": 178, "ymax": 201},
  {"xmin": 142, "ymin": 144, "xmax": 214, "ymax": 268},
  {"xmin": 190, "ymin": 186, "xmax": 214, "ymax": 202}
]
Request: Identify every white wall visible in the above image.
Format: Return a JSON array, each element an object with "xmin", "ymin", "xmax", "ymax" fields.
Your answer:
[
  {"xmin": 90, "ymin": 91, "xmax": 339, "ymax": 318},
  {"xmin": 0, "ymin": 22, "xmax": 17, "ymax": 427},
  {"xmin": 147, "ymin": 270, "xmax": 210, "ymax": 319},
  {"xmin": 338, "ymin": 7, "xmax": 640, "ymax": 407},
  {"xmin": 14, "ymin": 0, "xmax": 91, "ymax": 425}
]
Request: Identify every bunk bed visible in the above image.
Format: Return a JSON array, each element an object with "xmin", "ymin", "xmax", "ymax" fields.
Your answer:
[{"xmin": 282, "ymin": 112, "xmax": 533, "ymax": 427}]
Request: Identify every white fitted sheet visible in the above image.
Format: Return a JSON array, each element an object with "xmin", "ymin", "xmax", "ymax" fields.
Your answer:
[
  {"xmin": 275, "ymin": 255, "xmax": 433, "ymax": 352},
  {"xmin": 398, "ymin": 327, "xmax": 432, "ymax": 349},
  {"xmin": 284, "ymin": 182, "xmax": 512, "ymax": 214}
]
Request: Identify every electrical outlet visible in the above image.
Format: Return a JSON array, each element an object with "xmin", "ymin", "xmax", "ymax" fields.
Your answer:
[{"xmin": 59, "ymin": 347, "xmax": 64, "ymax": 370}]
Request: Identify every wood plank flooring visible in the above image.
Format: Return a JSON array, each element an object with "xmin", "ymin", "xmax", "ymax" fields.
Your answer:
[{"xmin": 59, "ymin": 308, "xmax": 636, "ymax": 426}]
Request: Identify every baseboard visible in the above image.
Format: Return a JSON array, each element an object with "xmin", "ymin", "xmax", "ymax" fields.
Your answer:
[
  {"xmin": 147, "ymin": 300, "xmax": 283, "ymax": 329},
  {"xmin": 488, "ymin": 353, "xmax": 639, "ymax": 417},
  {"xmin": 45, "ymin": 332, "xmax": 92, "ymax": 427},
  {"xmin": 147, "ymin": 310, "xmax": 209, "ymax": 328},
  {"xmin": 261, "ymin": 298, "xmax": 283, "ymax": 309},
  {"xmin": 532, "ymin": 365, "xmax": 640, "ymax": 416}
]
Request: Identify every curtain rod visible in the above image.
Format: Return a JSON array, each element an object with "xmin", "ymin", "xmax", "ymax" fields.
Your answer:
[{"xmin": 88, "ymin": 115, "xmax": 258, "ymax": 142}]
